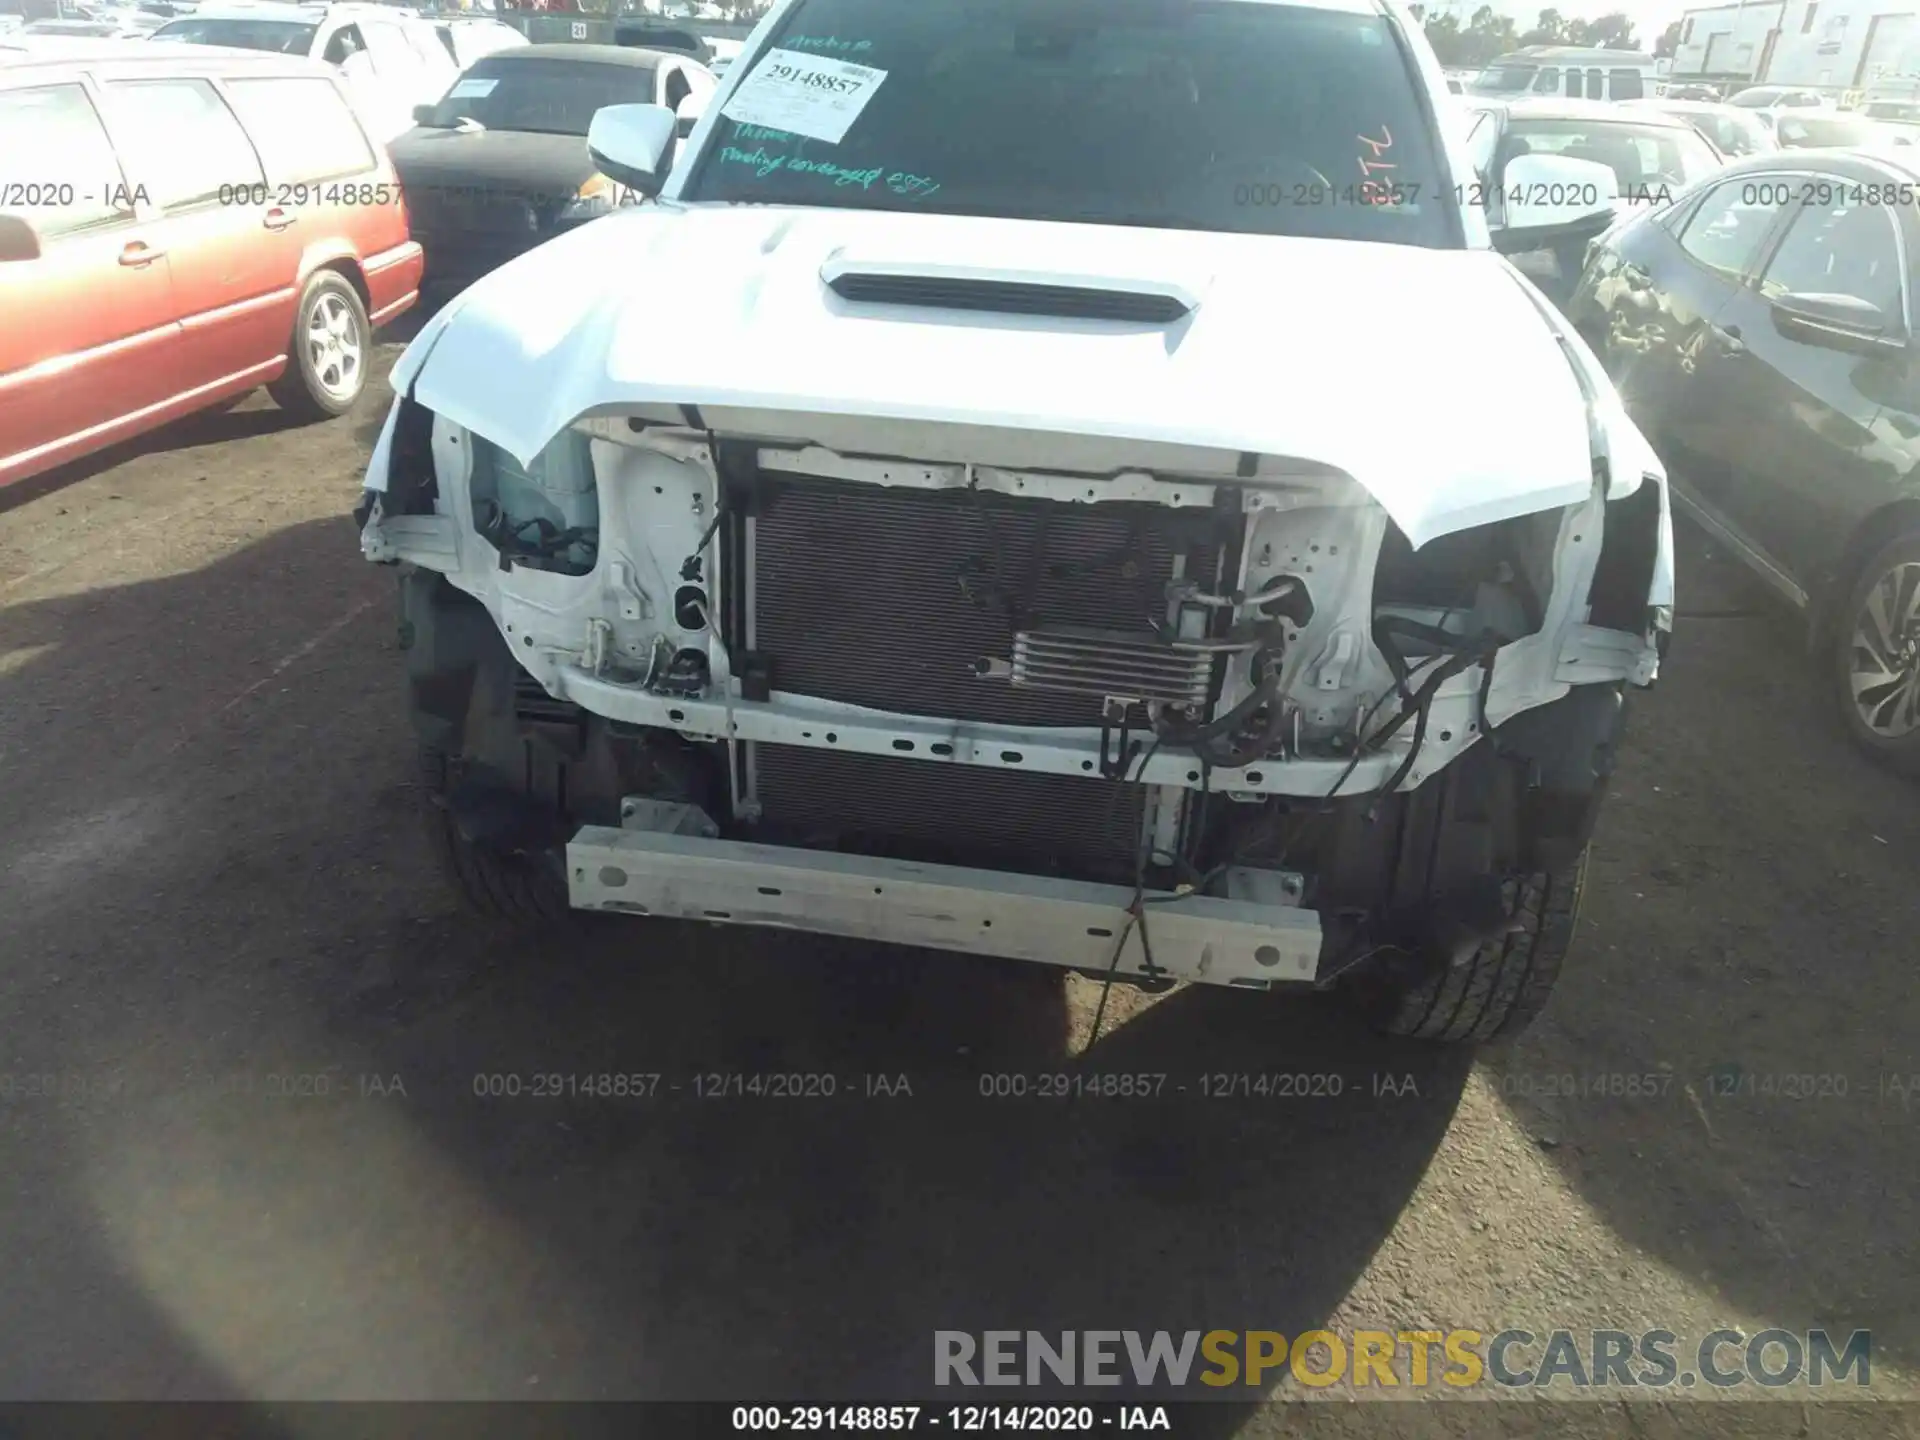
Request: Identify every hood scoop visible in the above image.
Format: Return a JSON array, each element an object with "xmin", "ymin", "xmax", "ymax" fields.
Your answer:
[{"xmin": 821, "ymin": 255, "xmax": 1199, "ymax": 324}]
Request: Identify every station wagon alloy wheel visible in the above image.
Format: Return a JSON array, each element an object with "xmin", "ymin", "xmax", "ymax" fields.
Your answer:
[
  {"xmin": 306, "ymin": 292, "xmax": 363, "ymax": 405},
  {"xmin": 1848, "ymin": 559, "xmax": 1920, "ymax": 738},
  {"xmin": 270, "ymin": 270, "xmax": 372, "ymax": 422}
]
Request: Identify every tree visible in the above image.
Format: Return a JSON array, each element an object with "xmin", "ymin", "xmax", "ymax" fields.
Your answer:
[
  {"xmin": 1583, "ymin": 11, "xmax": 1640, "ymax": 49},
  {"xmin": 1654, "ymin": 18, "xmax": 1683, "ymax": 58},
  {"xmin": 1424, "ymin": 9, "xmax": 1461, "ymax": 59},
  {"xmin": 1424, "ymin": 4, "xmax": 1518, "ymax": 67},
  {"xmin": 1517, "ymin": 7, "xmax": 1568, "ymax": 45}
]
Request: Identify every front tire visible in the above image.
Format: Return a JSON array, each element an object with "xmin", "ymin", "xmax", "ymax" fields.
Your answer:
[
  {"xmin": 269, "ymin": 269, "xmax": 368, "ymax": 422},
  {"xmin": 417, "ymin": 744, "xmax": 573, "ymax": 929},
  {"xmin": 1829, "ymin": 532, "xmax": 1920, "ymax": 775},
  {"xmin": 1363, "ymin": 854, "xmax": 1587, "ymax": 1045}
]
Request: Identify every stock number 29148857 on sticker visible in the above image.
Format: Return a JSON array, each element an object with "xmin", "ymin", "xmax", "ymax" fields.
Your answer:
[{"xmin": 762, "ymin": 61, "xmax": 866, "ymax": 96}]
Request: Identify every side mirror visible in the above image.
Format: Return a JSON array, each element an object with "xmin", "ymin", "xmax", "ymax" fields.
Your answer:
[
  {"xmin": 1496, "ymin": 151, "xmax": 1620, "ymax": 250},
  {"xmin": 1769, "ymin": 290, "xmax": 1906, "ymax": 354},
  {"xmin": 412, "ymin": 102, "xmax": 436, "ymax": 124},
  {"xmin": 0, "ymin": 213, "xmax": 41, "ymax": 263},
  {"xmin": 586, "ymin": 102, "xmax": 677, "ymax": 198},
  {"xmin": 674, "ymin": 92, "xmax": 706, "ymax": 139}
]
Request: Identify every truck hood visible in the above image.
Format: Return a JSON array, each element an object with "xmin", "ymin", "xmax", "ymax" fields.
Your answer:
[{"xmin": 396, "ymin": 205, "xmax": 1610, "ymax": 548}]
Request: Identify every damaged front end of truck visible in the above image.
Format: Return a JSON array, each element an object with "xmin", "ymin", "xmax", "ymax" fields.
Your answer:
[{"xmin": 357, "ymin": 256, "xmax": 1671, "ymax": 1044}]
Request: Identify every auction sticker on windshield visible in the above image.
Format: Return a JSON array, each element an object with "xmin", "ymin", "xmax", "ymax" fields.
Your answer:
[
  {"xmin": 718, "ymin": 47, "xmax": 887, "ymax": 144},
  {"xmin": 448, "ymin": 76, "xmax": 498, "ymax": 99}
]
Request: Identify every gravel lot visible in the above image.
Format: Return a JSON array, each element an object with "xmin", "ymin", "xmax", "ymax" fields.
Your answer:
[{"xmin": 1, "ymin": 331, "xmax": 1916, "ymax": 1435}]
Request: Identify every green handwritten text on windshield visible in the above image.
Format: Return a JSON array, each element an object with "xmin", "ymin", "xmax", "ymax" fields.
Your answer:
[
  {"xmin": 717, "ymin": 145, "xmax": 940, "ymax": 198},
  {"xmin": 784, "ymin": 34, "xmax": 875, "ymax": 54}
]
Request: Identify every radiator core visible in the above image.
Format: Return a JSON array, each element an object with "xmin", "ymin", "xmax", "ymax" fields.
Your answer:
[{"xmin": 747, "ymin": 480, "xmax": 1217, "ymax": 883}]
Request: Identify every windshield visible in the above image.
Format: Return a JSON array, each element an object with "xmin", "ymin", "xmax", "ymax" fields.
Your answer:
[
  {"xmin": 421, "ymin": 56, "xmax": 657, "ymax": 135},
  {"xmin": 149, "ymin": 16, "xmax": 316, "ymax": 52},
  {"xmin": 1470, "ymin": 63, "xmax": 1536, "ymax": 94},
  {"xmin": 1505, "ymin": 118, "xmax": 1723, "ymax": 193},
  {"xmin": 685, "ymin": 0, "xmax": 1456, "ymax": 247},
  {"xmin": 1775, "ymin": 112, "xmax": 1879, "ymax": 146},
  {"xmin": 1865, "ymin": 100, "xmax": 1920, "ymax": 122}
]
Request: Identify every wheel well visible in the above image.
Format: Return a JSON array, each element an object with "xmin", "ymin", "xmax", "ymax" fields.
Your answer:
[
  {"xmin": 1811, "ymin": 498, "xmax": 1920, "ymax": 651},
  {"xmin": 312, "ymin": 257, "xmax": 371, "ymax": 316}
]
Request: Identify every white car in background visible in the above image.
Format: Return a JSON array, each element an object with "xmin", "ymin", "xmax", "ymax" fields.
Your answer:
[
  {"xmin": 1759, "ymin": 106, "xmax": 1913, "ymax": 151},
  {"xmin": 7, "ymin": 0, "xmax": 164, "ymax": 34},
  {"xmin": 704, "ymin": 34, "xmax": 740, "ymax": 75},
  {"xmin": 19, "ymin": 14, "xmax": 155, "ymax": 33},
  {"xmin": 1629, "ymin": 97, "xmax": 1780, "ymax": 159},
  {"xmin": 1466, "ymin": 45, "xmax": 1659, "ymax": 103},
  {"xmin": 1859, "ymin": 98, "xmax": 1920, "ymax": 147},
  {"xmin": 1725, "ymin": 84, "xmax": 1830, "ymax": 109},
  {"xmin": 432, "ymin": 13, "xmax": 523, "ymax": 68},
  {"xmin": 148, "ymin": 0, "xmax": 456, "ymax": 139}
]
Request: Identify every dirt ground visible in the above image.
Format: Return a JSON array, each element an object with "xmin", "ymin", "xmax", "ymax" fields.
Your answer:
[{"xmin": 1, "ymin": 332, "xmax": 1917, "ymax": 1436}]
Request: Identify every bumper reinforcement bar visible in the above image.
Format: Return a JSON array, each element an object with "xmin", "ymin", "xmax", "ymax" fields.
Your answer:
[{"xmin": 567, "ymin": 826, "xmax": 1325, "ymax": 988}]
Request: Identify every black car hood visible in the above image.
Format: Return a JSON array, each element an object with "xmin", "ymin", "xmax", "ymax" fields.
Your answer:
[{"xmin": 388, "ymin": 128, "xmax": 597, "ymax": 196}]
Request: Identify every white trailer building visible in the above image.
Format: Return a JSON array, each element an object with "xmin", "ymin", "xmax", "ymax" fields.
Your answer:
[
  {"xmin": 1669, "ymin": 0, "xmax": 1920, "ymax": 94},
  {"xmin": 1669, "ymin": 2, "xmax": 1787, "ymax": 84}
]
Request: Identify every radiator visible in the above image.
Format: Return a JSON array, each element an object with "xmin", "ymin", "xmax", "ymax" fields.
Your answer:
[
  {"xmin": 748, "ymin": 481, "xmax": 1219, "ymax": 883},
  {"xmin": 751, "ymin": 481, "xmax": 1212, "ymax": 727}
]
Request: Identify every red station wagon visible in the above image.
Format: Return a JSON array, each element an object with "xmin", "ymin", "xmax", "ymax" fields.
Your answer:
[{"xmin": 0, "ymin": 42, "xmax": 424, "ymax": 488}]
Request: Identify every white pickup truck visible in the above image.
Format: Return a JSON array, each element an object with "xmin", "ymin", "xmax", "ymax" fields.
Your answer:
[{"xmin": 358, "ymin": 0, "xmax": 1674, "ymax": 1045}]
